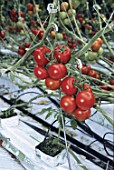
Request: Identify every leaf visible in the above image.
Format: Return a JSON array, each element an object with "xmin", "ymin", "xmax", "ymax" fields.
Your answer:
[
  {"xmin": 45, "ymin": 111, "xmax": 53, "ymax": 119},
  {"xmin": 40, "ymin": 107, "xmax": 52, "ymax": 115},
  {"xmin": 70, "ymin": 119, "xmax": 77, "ymax": 130}
]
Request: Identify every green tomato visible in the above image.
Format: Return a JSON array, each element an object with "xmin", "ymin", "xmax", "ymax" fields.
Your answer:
[
  {"xmin": 56, "ymin": 33, "xmax": 63, "ymax": 40},
  {"xmin": 85, "ymin": 51, "xmax": 98, "ymax": 61},
  {"xmin": 64, "ymin": 18, "xmax": 71, "ymax": 25},
  {"xmin": 97, "ymin": 47, "xmax": 104, "ymax": 56},
  {"xmin": 59, "ymin": 12, "xmax": 67, "ymax": 20}
]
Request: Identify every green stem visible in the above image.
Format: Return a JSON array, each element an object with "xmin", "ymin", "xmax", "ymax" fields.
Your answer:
[{"xmin": 95, "ymin": 105, "xmax": 114, "ymax": 127}]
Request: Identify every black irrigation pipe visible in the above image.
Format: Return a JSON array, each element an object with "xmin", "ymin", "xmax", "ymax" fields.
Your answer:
[
  {"xmin": 0, "ymin": 95, "xmax": 114, "ymax": 169},
  {"xmin": 37, "ymin": 86, "xmax": 114, "ymax": 151}
]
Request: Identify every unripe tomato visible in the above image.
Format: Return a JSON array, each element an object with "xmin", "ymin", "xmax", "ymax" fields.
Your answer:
[
  {"xmin": 60, "ymin": 95, "xmax": 77, "ymax": 114},
  {"xmin": 60, "ymin": 2, "xmax": 69, "ymax": 11},
  {"xmin": 73, "ymin": 108, "xmax": 91, "ymax": 121},
  {"xmin": 59, "ymin": 11, "xmax": 67, "ymax": 19},
  {"xmin": 34, "ymin": 65, "xmax": 48, "ymax": 80}
]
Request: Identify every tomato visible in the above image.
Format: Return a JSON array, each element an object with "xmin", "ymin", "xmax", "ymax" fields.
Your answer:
[
  {"xmin": 34, "ymin": 65, "xmax": 48, "ymax": 80},
  {"xmin": 95, "ymin": 73, "xmax": 100, "ymax": 79},
  {"xmin": 54, "ymin": 44, "xmax": 71, "ymax": 64},
  {"xmin": 68, "ymin": 9, "xmax": 76, "ymax": 17},
  {"xmin": 61, "ymin": 76, "xmax": 78, "ymax": 95},
  {"xmin": 91, "ymin": 38, "xmax": 103, "ymax": 52},
  {"xmin": 83, "ymin": 83, "xmax": 92, "ymax": 92},
  {"xmin": 109, "ymin": 79, "xmax": 114, "ymax": 85},
  {"xmin": 60, "ymin": 95, "xmax": 77, "ymax": 114},
  {"xmin": 27, "ymin": 3, "xmax": 34, "ymax": 10},
  {"xmin": 60, "ymin": 2, "xmax": 69, "ymax": 11},
  {"xmin": 25, "ymin": 42, "xmax": 31, "ymax": 48},
  {"xmin": 81, "ymin": 65, "xmax": 90, "ymax": 75},
  {"xmin": 73, "ymin": 108, "xmax": 91, "ymax": 121},
  {"xmin": 56, "ymin": 33, "xmax": 63, "ymax": 40},
  {"xmin": 45, "ymin": 78, "xmax": 61, "ymax": 90},
  {"xmin": 85, "ymin": 51, "xmax": 98, "ymax": 61},
  {"xmin": 0, "ymin": 30, "xmax": 6, "ymax": 39},
  {"xmin": 59, "ymin": 12, "xmax": 67, "ymax": 19},
  {"xmin": 48, "ymin": 64, "xmax": 67, "ymax": 80},
  {"xmin": 100, "ymin": 84, "xmax": 109, "ymax": 91},
  {"xmin": 50, "ymin": 31, "xmax": 56, "ymax": 38},
  {"xmin": 10, "ymin": 10, "xmax": 17, "ymax": 16},
  {"xmin": 76, "ymin": 90, "xmax": 96, "ymax": 110},
  {"xmin": 31, "ymin": 29, "xmax": 44, "ymax": 39},
  {"xmin": 88, "ymin": 69, "xmax": 97, "ymax": 78},
  {"xmin": 97, "ymin": 47, "xmax": 104, "ymax": 56},
  {"xmin": 18, "ymin": 49, "xmax": 26, "ymax": 56},
  {"xmin": 34, "ymin": 46, "xmax": 51, "ymax": 66}
]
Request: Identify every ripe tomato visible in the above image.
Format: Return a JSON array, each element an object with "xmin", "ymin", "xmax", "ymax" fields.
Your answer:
[
  {"xmin": 18, "ymin": 49, "xmax": 26, "ymax": 56},
  {"xmin": 48, "ymin": 64, "xmax": 67, "ymax": 80},
  {"xmin": 60, "ymin": 95, "xmax": 77, "ymax": 114},
  {"xmin": 45, "ymin": 78, "xmax": 61, "ymax": 90},
  {"xmin": 0, "ymin": 30, "xmax": 6, "ymax": 39},
  {"xmin": 27, "ymin": 3, "xmax": 34, "ymax": 10},
  {"xmin": 81, "ymin": 65, "xmax": 90, "ymax": 75},
  {"xmin": 34, "ymin": 46, "xmax": 51, "ymax": 66},
  {"xmin": 73, "ymin": 108, "xmax": 91, "ymax": 121},
  {"xmin": 54, "ymin": 44, "xmax": 71, "ymax": 64},
  {"xmin": 76, "ymin": 90, "xmax": 96, "ymax": 110},
  {"xmin": 100, "ymin": 84, "xmax": 109, "ymax": 91},
  {"xmin": 109, "ymin": 79, "xmax": 114, "ymax": 85},
  {"xmin": 83, "ymin": 83, "xmax": 92, "ymax": 92},
  {"xmin": 88, "ymin": 69, "xmax": 97, "ymax": 78},
  {"xmin": 34, "ymin": 65, "xmax": 48, "ymax": 80},
  {"xmin": 61, "ymin": 76, "xmax": 78, "ymax": 95}
]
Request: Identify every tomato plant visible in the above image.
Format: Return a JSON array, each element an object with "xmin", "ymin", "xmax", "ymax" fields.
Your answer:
[
  {"xmin": 60, "ymin": 95, "xmax": 77, "ymax": 114},
  {"xmin": 48, "ymin": 64, "xmax": 67, "ymax": 80},
  {"xmin": 45, "ymin": 78, "xmax": 61, "ymax": 90},
  {"xmin": 76, "ymin": 90, "xmax": 96, "ymax": 110},
  {"xmin": 34, "ymin": 46, "xmax": 51, "ymax": 66},
  {"xmin": 54, "ymin": 44, "xmax": 71, "ymax": 64},
  {"xmin": 61, "ymin": 76, "xmax": 78, "ymax": 95},
  {"xmin": 73, "ymin": 108, "xmax": 91, "ymax": 121}
]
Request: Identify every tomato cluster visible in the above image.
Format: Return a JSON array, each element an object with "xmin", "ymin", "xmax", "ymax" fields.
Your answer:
[
  {"xmin": 33, "ymin": 44, "xmax": 96, "ymax": 121},
  {"xmin": 18, "ymin": 42, "xmax": 31, "ymax": 56}
]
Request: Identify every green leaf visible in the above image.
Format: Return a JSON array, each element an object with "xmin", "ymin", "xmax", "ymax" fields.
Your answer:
[
  {"xmin": 40, "ymin": 107, "xmax": 52, "ymax": 115},
  {"xmin": 70, "ymin": 119, "xmax": 77, "ymax": 130},
  {"xmin": 45, "ymin": 111, "xmax": 53, "ymax": 119}
]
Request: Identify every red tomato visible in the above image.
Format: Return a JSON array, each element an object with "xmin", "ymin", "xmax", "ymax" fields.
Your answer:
[
  {"xmin": 81, "ymin": 66, "xmax": 90, "ymax": 75},
  {"xmin": 61, "ymin": 76, "xmax": 78, "ymax": 95},
  {"xmin": 100, "ymin": 84, "xmax": 109, "ymax": 91},
  {"xmin": 54, "ymin": 44, "xmax": 71, "ymax": 64},
  {"xmin": 48, "ymin": 64, "xmax": 67, "ymax": 80},
  {"xmin": 109, "ymin": 79, "xmax": 114, "ymax": 85},
  {"xmin": 45, "ymin": 78, "xmax": 61, "ymax": 90},
  {"xmin": 34, "ymin": 46, "xmax": 51, "ymax": 66},
  {"xmin": 73, "ymin": 108, "xmax": 91, "ymax": 121},
  {"xmin": 27, "ymin": 3, "xmax": 34, "ymax": 10},
  {"xmin": 25, "ymin": 42, "xmax": 31, "ymax": 48},
  {"xmin": 76, "ymin": 90, "xmax": 96, "ymax": 110},
  {"xmin": 83, "ymin": 83, "xmax": 92, "ymax": 92},
  {"xmin": 34, "ymin": 65, "xmax": 48, "ymax": 80},
  {"xmin": 18, "ymin": 49, "xmax": 26, "ymax": 56},
  {"xmin": 60, "ymin": 95, "xmax": 77, "ymax": 114},
  {"xmin": 88, "ymin": 69, "xmax": 97, "ymax": 78},
  {"xmin": 0, "ymin": 30, "xmax": 6, "ymax": 39},
  {"xmin": 10, "ymin": 10, "xmax": 17, "ymax": 16}
]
